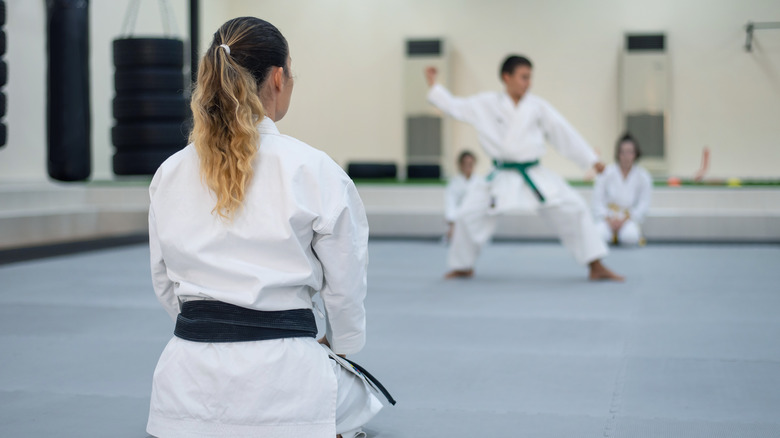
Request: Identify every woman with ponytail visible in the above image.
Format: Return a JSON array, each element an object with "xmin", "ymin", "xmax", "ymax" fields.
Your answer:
[{"xmin": 146, "ymin": 17, "xmax": 382, "ymax": 438}]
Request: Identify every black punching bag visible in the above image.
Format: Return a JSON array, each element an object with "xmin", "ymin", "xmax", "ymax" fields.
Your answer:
[{"xmin": 46, "ymin": 0, "xmax": 90, "ymax": 181}]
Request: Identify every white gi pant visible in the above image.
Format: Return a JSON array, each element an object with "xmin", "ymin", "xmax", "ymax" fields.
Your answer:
[
  {"xmin": 331, "ymin": 354, "xmax": 384, "ymax": 438},
  {"xmin": 596, "ymin": 219, "xmax": 642, "ymax": 246},
  {"xmin": 448, "ymin": 172, "xmax": 608, "ymax": 270},
  {"xmin": 147, "ymin": 337, "xmax": 382, "ymax": 438}
]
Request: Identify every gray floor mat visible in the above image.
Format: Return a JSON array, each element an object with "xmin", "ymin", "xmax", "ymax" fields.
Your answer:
[{"xmin": 1, "ymin": 242, "xmax": 779, "ymax": 437}]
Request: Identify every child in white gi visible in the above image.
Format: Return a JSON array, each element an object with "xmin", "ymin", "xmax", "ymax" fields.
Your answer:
[
  {"xmin": 592, "ymin": 133, "xmax": 653, "ymax": 246},
  {"xmin": 445, "ymin": 150, "xmax": 477, "ymax": 241}
]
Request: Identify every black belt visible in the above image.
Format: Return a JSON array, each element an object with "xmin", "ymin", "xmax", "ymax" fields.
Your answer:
[
  {"xmin": 174, "ymin": 301, "xmax": 317, "ymax": 343},
  {"xmin": 342, "ymin": 357, "xmax": 397, "ymax": 406}
]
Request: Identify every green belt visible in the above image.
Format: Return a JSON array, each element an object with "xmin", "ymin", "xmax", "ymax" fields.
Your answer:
[{"xmin": 488, "ymin": 159, "xmax": 545, "ymax": 203}]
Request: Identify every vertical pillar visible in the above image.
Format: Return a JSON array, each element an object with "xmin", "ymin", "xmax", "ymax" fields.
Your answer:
[{"xmin": 189, "ymin": 0, "xmax": 199, "ymax": 85}]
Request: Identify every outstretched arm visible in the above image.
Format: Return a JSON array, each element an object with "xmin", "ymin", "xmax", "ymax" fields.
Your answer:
[
  {"xmin": 538, "ymin": 99, "xmax": 604, "ymax": 174},
  {"xmin": 425, "ymin": 66, "xmax": 480, "ymax": 125}
]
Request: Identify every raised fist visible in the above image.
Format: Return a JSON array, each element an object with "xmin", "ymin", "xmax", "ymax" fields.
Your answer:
[{"xmin": 424, "ymin": 66, "xmax": 438, "ymax": 87}]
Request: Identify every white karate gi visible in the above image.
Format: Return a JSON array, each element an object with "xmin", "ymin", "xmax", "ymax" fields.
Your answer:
[
  {"xmin": 428, "ymin": 84, "xmax": 608, "ymax": 269},
  {"xmin": 592, "ymin": 163, "xmax": 652, "ymax": 245},
  {"xmin": 444, "ymin": 173, "xmax": 473, "ymax": 223},
  {"xmin": 146, "ymin": 117, "xmax": 382, "ymax": 438}
]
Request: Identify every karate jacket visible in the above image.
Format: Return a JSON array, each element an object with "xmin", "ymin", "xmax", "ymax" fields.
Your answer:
[
  {"xmin": 428, "ymin": 84, "xmax": 599, "ymax": 212},
  {"xmin": 146, "ymin": 117, "xmax": 368, "ymax": 438}
]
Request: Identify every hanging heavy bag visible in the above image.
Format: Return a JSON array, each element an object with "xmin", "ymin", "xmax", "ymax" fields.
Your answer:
[
  {"xmin": 113, "ymin": 94, "xmax": 188, "ymax": 121},
  {"xmin": 113, "ymin": 38, "xmax": 183, "ymax": 67},
  {"xmin": 112, "ymin": 0, "xmax": 187, "ymax": 175},
  {"xmin": 115, "ymin": 67, "xmax": 184, "ymax": 92},
  {"xmin": 111, "ymin": 122, "xmax": 189, "ymax": 150},
  {"xmin": 45, "ymin": 0, "xmax": 91, "ymax": 182},
  {"xmin": 112, "ymin": 150, "xmax": 177, "ymax": 175}
]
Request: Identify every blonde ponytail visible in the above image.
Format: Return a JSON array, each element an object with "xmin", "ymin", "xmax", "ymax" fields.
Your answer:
[{"xmin": 189, "ymin": 17, "xmax": 288, "ymax": 220}]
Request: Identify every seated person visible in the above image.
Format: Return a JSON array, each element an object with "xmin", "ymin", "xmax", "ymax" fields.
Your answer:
[
  {"xmin": 445, "ymin": 150, "xmax": 477, "ymax": 241},
  {"xmin": 592, "ymin": 133, "xmax": 652, "ymax": 246}
]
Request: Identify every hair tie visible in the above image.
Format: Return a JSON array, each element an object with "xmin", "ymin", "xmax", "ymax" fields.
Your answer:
[{"xmin": 219, "ymin": 44, "xmax": 231, "ymax": 55}]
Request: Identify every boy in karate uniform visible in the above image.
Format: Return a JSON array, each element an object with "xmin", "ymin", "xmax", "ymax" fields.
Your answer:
[{"xmin": 425, "ymin": 55, "xmax": 623, "ymax": 281}]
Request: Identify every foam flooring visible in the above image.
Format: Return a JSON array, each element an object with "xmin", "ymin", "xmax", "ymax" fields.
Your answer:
[{"xmin": 1, "ymin": 241, "xmax": 778, "ymax": 437}]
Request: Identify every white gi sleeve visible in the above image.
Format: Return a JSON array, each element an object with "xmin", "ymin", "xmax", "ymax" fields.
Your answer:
[
  {"xmin": 592, "ymin": 172, "xmax": 609, "ymax": 221},
  {"xmin": 538, "ymin": 99, "xmax": 599, "ymax": 170},
  {"xmin": 427, "ymin": 83, "xmax": 481, "ymax": 125},
  {"xmin": 629, "ymin": 168, "xmax": 653, "ymax": 223},
  {"xmin": 148, "ymin": 202, "xmax": 178, "ymax": 321},
  {"xmin": 312, "ymin": 182, "xmax": 369, "ymax": 355}
]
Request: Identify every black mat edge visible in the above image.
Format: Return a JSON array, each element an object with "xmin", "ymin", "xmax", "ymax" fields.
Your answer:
[{"xmin": 0, "ymin": 233, "xmax": 149, "ymax": 266}]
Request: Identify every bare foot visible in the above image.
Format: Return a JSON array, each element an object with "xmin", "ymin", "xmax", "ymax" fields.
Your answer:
[
  {"xmin": 444, "ymin": 268, "xmax": 474, "ymax": 279},
  {"xmin": 588, "ymin": 260, "xmax": 624, "ymax": 282}
]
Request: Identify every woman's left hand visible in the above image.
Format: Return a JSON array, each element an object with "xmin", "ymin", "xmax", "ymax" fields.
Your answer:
[{"xmin": 318, "ymin": 336, "xmax": 346, "ymax": 358}]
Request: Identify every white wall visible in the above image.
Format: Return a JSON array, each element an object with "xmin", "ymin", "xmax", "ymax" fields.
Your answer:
[{"xmin": 1, "ymin": 0, "xmax": 779, "ymax": 182}]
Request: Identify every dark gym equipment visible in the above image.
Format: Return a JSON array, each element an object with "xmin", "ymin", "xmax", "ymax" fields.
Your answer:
[
  {"xmin": 347, "ymin": 163, "xmax": 398, "ymax": 179},
  {"xmin": 45, "ymin": 0, "xmax": 91, "ymax": 181},
  {"xmin": 407, "ymin": 164, "xmax": 441, "ymax": 180},
  {"xmin": 189, "ymin": 0, "xmax": 199, "ymax": 84},
  {"xmin": 113, "ymin": 38, "xmax": 184, "ymax": 67},
  {"xmin": 115, "ymin": 68, "xmax": 185, "ymax": 92},
  {"xmin": 113, "ymin": 94, "xmax": 188, "ymax": 121},
  {"xmin": 112, "ymin": 150, "xmax": 180, "ymax": 175},
  {"xmin": 0, "ymin": 1, "xmax": 5, "ymax": 149},
  {"xmin": 112, "ymin": 122, "xmax": 188, "ymax": 149},
  {"xmin": 112, "ymin": 1, "xmax": 188, "ymax": 175}
]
